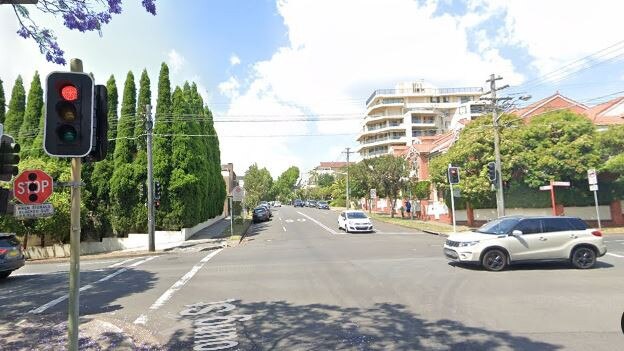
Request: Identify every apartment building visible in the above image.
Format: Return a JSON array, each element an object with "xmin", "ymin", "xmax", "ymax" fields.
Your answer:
[
  {"xmin": 357, "ymin": 81, "xmax": 485, "ymax": 158},
  {"xmin": 306, "ymin": 161, "xmax": 348, "ymax": 187}
]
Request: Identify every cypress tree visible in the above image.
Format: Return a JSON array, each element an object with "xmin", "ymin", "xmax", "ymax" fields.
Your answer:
[
  {"xmin": 110, "ymin": 71, "xmax": 138, "ymax": 235},
  {"xmin": 19, "ymin": 71, "xmax": 44, "ymax": 154},
  {"xmin": 106, "ymin": 75, "xmax": 119, "ymax": 156},
  {"xmin": 187, "ymin": 83, "xmax": 210, "ymax": 221},
  {"xmin": 154, "ymin": 63, "xmax": 174, "ymax": 229},
  {"xmin": 204, "ymin": 105, "xmax": 226, "ymax": 217},
  {"xmin": 4, "ymin": 75, "xmax": 26, "ymax": 136},
  {"xmin": 135, "ymin": 69, "xmax": 151, "ymax": 151},
  {"xmin": 113, "ymin": 71, "xmax": 136, "ymax": 164},
  {"xmin": 30, "ymin": 105, "xmax": 45, "ymax": 157},
  {"xmin": 0, "ymin": 78, "xmax": 5, "ymax": 124}
]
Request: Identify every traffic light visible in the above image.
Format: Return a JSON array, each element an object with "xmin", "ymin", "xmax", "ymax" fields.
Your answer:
[
  {"xmin": 155, "ymin": 181, "xmax": 161, "ymax": 200},
  {"xmin": 487, "ymin": 162, "xmax": 497, "ymax": 182},
  {"xmin": 86, "ymin": 85, "xmax": 108, "ymax": 162},
  {"xmin": 0, "ymin": 188, "xmax": 11, "ymax": 215},
  {"xmin": 0, "ymin": 134, "xmax": 20, "ymax": 181},
  {"xmin": 448, "ymin": 166, "xmax": 460, "ymax": 185},
  {"xmin": 44, "ymin": 72, "xmax": 94, "ymax": 157}
]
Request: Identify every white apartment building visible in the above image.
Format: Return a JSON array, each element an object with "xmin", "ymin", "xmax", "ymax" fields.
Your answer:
[{"xmin": 357, "ymin": 81, "xmax": 486, "ymax": 158}]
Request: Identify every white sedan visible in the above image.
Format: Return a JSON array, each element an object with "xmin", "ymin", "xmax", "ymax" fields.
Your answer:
[{"xmin": 338, "ymin": 210, "xmax": 374, "ymax": 233}]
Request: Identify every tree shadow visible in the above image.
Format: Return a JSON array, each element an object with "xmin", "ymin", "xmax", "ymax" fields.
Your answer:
[
  {"xmin": 244, "ymin": 220, "xmax": 272, "ymax": 239},
  {"xmin": 163, "ymin": 300, "xmax": 564, "ymax": 351}
]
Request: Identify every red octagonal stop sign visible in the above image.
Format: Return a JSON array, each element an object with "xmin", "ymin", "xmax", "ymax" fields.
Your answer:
[{"xmin": 13, "ymin": 170, "xmax": 54, "ymax": 204}]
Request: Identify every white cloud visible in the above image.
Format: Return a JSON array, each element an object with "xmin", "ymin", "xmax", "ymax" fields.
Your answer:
[
  {"xmin": 218, "ymin": 76, "xmax": 240, "ymax": 99},
  {"xmin": 230, "ymin": 54, "xmax": 241, "ymax": 66},
  {"xmin": 168, "ymin": 49, "xmax": 185, "ymax": 73}
]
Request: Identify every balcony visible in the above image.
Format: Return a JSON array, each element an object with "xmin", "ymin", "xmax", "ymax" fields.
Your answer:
[
  {"xmin": 360, "ymin": 134, "xmax": 406, "ymax": 146},
  {"xmin": 364, "ymin": 114, "xmax": 404, "ymax": 124},
  {"xmin": 366, "ymin": 86, "xmax": 483, "ymax": 106}
]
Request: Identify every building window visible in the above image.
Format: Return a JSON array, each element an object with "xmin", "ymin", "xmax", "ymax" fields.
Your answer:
[
  {"xmin": 460, "ymin": 96, "xmax": 470, "ymax": 103},
  {"xmin": 459, "ymin": 106, "xmax": 467, "ymax": 114},
  {"xmin": 442, "ymin": 96, "xmax": 449, "ymax": 103}
]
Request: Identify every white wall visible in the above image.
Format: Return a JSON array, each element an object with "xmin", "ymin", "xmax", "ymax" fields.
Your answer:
[{"xmin": 454, "ymin": 206, "xmax": 612, "ymax": 223}]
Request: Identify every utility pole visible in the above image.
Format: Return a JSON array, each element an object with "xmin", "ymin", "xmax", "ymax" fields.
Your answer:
[
  {"xmin": 146, "ymin": 104, "xmax": 155, "ymax": 252},
  {"xmin": 485, "ymin": 74, "xmax": 510, "ymax": 218},
  {"xmin": 342, "ymin": 147, "xmax": 354, "ymax": 209},
  {"xmin": 68, "ymin": 58, "xmax": 82, "ymax": 351}
]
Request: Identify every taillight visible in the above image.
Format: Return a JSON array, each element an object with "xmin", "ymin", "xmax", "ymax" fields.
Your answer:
[
  {"xmin": 0, "ymin": 248, "xmax": 7, "ymax": 256},
  {"xmin": 591, "ymin": 230, "xmax": 602, "ymax": 237}
]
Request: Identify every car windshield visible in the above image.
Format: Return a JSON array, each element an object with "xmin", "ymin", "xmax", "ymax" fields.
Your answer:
[
  {"xmin": 475, "ymin": 218, "xmax": 521, "ymax": 235},
  {"xmin": 347, "ymin": 212, "xmax": 368, "ymax": 219},
  {"xmin": 318, "ymin": 201, "xmax": 327, "ymax": 205},
  {"xmin": 254, "ymin": 208, "xmax": 266, "ymax": 213}
]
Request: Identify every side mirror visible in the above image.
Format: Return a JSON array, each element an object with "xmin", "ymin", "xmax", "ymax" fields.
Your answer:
[{"xmin": 511, "ymin": 230, "xmax": 523, "ymax": 237}]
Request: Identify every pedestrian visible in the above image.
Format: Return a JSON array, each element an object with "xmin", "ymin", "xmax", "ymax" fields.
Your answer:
[{"xmin": 405, "ymin": 200, "xmax": 411, "ymax": 219}]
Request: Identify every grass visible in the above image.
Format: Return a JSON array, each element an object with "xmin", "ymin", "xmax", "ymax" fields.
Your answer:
[
  {"xmin": 369, "ymin": 212, "xmax": 470, "ymax": 234},
  {"xmin": 222, "ymin": 215, "xmax": 253, "ymax": 238}
]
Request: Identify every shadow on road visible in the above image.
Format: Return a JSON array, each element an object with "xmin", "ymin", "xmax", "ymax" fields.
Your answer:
[
  {"xmin": 163, "ymin": 300, "xmax": 563, "ymax": 351},
  {"xmin": 449, "ymin": 260, "xmax": 614, "ymax": 271},
  {"xmin": 244, "ymin": 220, "xmax": 272, "ymax": 239}
]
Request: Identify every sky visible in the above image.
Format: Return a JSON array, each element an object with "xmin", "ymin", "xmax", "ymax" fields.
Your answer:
[{"xmin": 1, "ymin": 0, "xmax": 624, "ymax": 179}]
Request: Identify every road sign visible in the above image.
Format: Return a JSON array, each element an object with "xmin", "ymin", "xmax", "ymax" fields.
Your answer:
[
  {"xmin": 590, "ymin": 184, "xmax": 599, "ymax": 191},
  {"xmin": 552, "ymin": 181, "xmax": 570, "ymax": 187},
  {"xmin": 588, "ymin": 169, "xmax": 598, "ymax": 185},
  {"xmin": 13, "ymin": 170, "xmax": 54, "ymax": 204},
  {"xmin": 539, "ymin": 185, "xmax": 552, "ymax": 191},
  {"xmin": 453, "ymin": 188, "xmax": 461, "ymax": 198},
  {"xmin": 231, "ymin": 186, "xmax": 244, "ymax": 202},
  {"xmin": 370, "ymin": 188, "xmax": 377, "ymax": 199},
  {"xmin": 14, "ymin": 203, "xmax": 54, "ymax": 219}
]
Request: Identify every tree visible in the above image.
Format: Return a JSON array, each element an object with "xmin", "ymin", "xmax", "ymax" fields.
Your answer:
[
  {"xmin": 113, "ymin": 71, "xmax": 136, "ymax": 164},
  {"xmin": 316, "ymin": 173, "xmax": 335, "ymax": 188},
  {"xmin": 243, "ymin": 164, "xmax": 273, "ymax": 209},
  {"xmin": 19, "ymin": 71, "xmax": 43, "ymax": 154},
  {"xmin": 369, "ymin": 155, "xmax": 408, "ymax": 217},
  {"xmin": 135, "ymin": 69, "xmax": 151, "ymax": 151},
  {"xmin": 132, "ymin": 69, "xmax": 152, "ymax": 231},
  {"xmin": 153, "ymin": 63, "xmax": 173, "ymax": 228},
  {"xmin": 106, "ymin": 75, "xmax": 119, "ymax": 155},
  {"xmin": 272, "ymin": 166, "xmax": 300, "ymax": 201},
  {"xmin": 597, "ymin": 125, "xmax": 624, "ymax": 182},
  {"xmin": 4, "ymin": 75, "xmax": 26, "ymax": 136},
  {"xmin": 0, "ymin": 78, "xmax": 5, "ymax": 123},
  {"xmin": 8, "ymin": 1, "xmax": 157, "ymax": 64}
]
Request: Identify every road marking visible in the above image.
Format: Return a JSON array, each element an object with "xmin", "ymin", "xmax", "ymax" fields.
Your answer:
[
  {"xmin": 607, "ymin": 253, "xmax": 624, "ymax": 258},
  {"xmin": 55, "ymin": 260, "xmax": 119, "ymax": 267},
  {"xmin": 297, "ymin": 211, "xmax": 339, "ymax": 235},
  {"xmin": 108, "ymin": 257, "xmax": 141, "ymax": 268},
  {"xmin": 28, "ymin": 256, "xmax": 158, "ymax": 314},
  {"xmin": 296, "ymin": 218, "xmax": 306, "ymax": 222},
  {"xmin": 285, "ymin": 219, "xmax": 294, "ymax": 223},
  {"xmin": 134, "ymin": 248, "xmax": 224, "ymax": 325},
  {"xmin": 282, "ymin": 225, "xmax": 286, "ymax": 232}
]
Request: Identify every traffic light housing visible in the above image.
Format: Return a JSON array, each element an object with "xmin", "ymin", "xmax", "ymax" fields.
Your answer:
[
  {"xmin": 0, "ymin": 134, "xmax": 20, "ymax": 181},
  {"xmin": 155, "ymin": 181, "xmax": 161, "ymax": 200},
  {"xmin": 487, "ymin": 162, "xmax": 497, "ymax": 183},
  {"xmin": 0, "ymin": 188, "xmax": 12, "ymax": 215},
  {"xmin": 85, "ymin": 84, "xmax": 108, "ymax": 162},
  {"xmin": 44, "ymin": 72, "xmax": 94, "ymax": 157},
  {"xmin": 448, "ymin": 166, "xmax": 460, "ymax": 185}
]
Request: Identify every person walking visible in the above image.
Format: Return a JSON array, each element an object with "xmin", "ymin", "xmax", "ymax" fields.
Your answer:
[{"xmin": 405, "ymin": 200, "xmax": 411, "ymax": 219}]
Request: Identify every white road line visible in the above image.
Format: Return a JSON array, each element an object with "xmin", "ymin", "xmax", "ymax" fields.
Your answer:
[
  {"xmin": 297, "ymin": 211, "xmax": 339, "ymax": 235},
  {"xmin": 282, "ymin": 225, "xmax": 287, "ymax": 232},
  {"xmin": 28, "ymin": 256, "xmax": 159, "ymax": 314},
  {"xmin": 56, "ymin": 260, "xmax": 119, "ymax": 267},
  {"xmin": 606, "ymin": 253, "xmax": 624, "ymax": 258},
  {"xmin": 108, "ymin": 257, "xmax": 141, "ymax": 268},
  {"xmin": 133, "ymin": 248, "xmax": 223, "ymax": 325}
]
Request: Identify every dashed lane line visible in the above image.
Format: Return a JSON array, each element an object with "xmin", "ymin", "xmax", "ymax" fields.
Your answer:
[
  {"xmin": 134, "ymin": 248, "xmax": 224, "ymax": 325},
  {"xmin": 108, "ymin": 257, "xmax": 142, "ymax": 268},
  {"xmin": 28, "ymin": 256, "xmax": 159, "ymax": 314},
  {"xmin": 297, "ymin": 211, "xmax": 340, "ymax": 235}
]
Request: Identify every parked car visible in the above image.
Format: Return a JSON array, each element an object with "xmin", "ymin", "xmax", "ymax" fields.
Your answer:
[
  {"xmin": 0, "ymin": 234, "xmax": 25, "ymax": 279},
  {"xmin": 259, "ymin": 203, "xmax": 273, "ymax": 217},
  {"xmin": 308, "ymin": 200, "xmax": 317, "ymax": 208},
  {"xmin": 316, "ymin": 201, "xmax": 330, "ymax": 209},
  {"xmin": 274, "ymin": 201, "xmax": 282, "ymax": 207},
  {"xmin": 252, "ymin": 206, "xmax": 270, "ymax": 223},
  {"xmin": 443, "ymin": 216, "xmax": 607, "ymax": 271},
  {"xmin": 293, "ymin": 199, "xmax": 304, "ymax": 207},
  {"xmin": 338, "ymin": 210, "xmax": 374, "ymax": 233}
]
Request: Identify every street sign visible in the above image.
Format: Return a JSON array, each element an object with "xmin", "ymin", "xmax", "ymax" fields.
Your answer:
[
  {"xmin": 539, "ymin": 185, "xmax": 552, "ymax": 191},
  {"xmin": 370, "ymin": 188, "xmax": 377, "ymax": 199},
  {"xmin": 231, "ymin": 186, "xmax": 244, "ymax": 202},
  {"xmin": 453, "ymin": 188, "xmax": 461, "ymax": 198},
  {"xmin": 590, "ymin": 184, "xmax": 599, "ymax": 191},
  {"xmin": 588, "ymin": 169, "xmax": 598, "ymax": 185},
  {"xmin": 13, "ymin": 170, "xmax": 54, "ymax": 204},
  {"xmin": 552, "ymin": 181, "xmax": 570, "ymax": 187},
  {"xmin": 14, "ymin": 203, "xmax": 54, "ymax": 219}
]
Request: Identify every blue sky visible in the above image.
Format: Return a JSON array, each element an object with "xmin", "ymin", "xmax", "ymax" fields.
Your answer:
[{"xmin": 1, "ymin": 0, "xmax": 624, "ymax": 178}]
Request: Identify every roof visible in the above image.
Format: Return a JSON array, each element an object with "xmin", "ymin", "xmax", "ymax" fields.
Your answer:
[
  {"xmin": 584, "ymin": 96, "xmax": 624, "ymax": 126},
  {"xmin": 318, "ymin": 162, "xmax": 348, "ymax": 168},
  {"xmin": 511, "ymin": 92, "xmax": 588, "ymax": 119}
]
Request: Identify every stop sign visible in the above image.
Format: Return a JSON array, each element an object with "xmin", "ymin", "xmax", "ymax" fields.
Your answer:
[{"xmin": 13, "ymin": 170, "xmax": 54, "ymax": 204}]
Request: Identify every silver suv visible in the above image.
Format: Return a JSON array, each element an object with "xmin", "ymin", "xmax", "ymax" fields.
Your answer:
[{"xmin": 443, "ymin": 216, "xmax": 607, "ymax": 271}]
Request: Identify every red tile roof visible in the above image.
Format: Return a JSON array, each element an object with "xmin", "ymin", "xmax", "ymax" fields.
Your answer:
[
  {"xmin": 318, "ymin": 162, "xmax": 348, "ymax": 168},
  {"xmin": 511, "ymin": 92, "xmax": 588, "ymax": 120},
  {"xmin": 584, "ymin": 96, "xmax": 624, "ymax": 126}
]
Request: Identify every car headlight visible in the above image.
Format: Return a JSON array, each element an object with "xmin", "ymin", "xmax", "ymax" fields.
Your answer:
[{"xmin": 458, "ymin": 241, "xmax": 479, "ymax": 247}]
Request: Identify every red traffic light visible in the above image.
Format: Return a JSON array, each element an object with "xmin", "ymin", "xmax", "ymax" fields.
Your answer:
[{"xmin": 60, "ymin": 84, "xmax": 78, "ymax": 101}]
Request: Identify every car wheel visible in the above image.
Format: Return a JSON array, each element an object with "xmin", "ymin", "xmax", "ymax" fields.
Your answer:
[
  {"xmin": 571, "ymin": 246, "xmax": 596, "ymax": 269},
  {"xmin": 0, "ymin": 271, "xmax": 12, "ymax": 279},
  {"xmin": 481, "ymin": 249, "xmax": 507, "ymax": 272}
]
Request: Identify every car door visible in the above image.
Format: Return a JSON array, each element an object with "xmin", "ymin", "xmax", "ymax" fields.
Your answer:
[
  {"xmin": 539, "ymin": 218, "xmax": 576, "ymax": 259},
  {"xmin": 338, "ymin": 212, "xmax": 346, "ymax": 229},
  {"xmin": 506, "ymin": 219, "xmax": 549, "ymax": 261}
]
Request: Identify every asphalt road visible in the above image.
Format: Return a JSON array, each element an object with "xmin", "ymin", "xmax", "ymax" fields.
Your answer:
[{"xmin": 1, "ymin": 206, "xmax": 624, "ymax": 350}]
